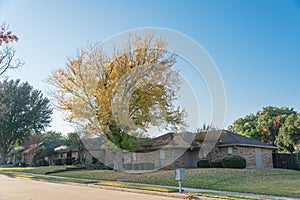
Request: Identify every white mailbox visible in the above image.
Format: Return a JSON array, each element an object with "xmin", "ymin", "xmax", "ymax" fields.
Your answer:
[{"xmin": 175, "ymin": 168, "xmax": 185, "ymax": 181}]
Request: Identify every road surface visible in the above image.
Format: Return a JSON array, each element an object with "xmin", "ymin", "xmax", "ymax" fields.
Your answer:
[{"xmin": 0, "ymin": 175, "xmax": 180, "ymax": 200}]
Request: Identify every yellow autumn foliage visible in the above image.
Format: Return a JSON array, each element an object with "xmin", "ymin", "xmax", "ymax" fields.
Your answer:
[{"xmin": 48, "ymin": 32, "xmax": 185, "ymax": 136}]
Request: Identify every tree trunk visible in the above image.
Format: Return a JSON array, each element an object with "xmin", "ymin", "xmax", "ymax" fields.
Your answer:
[
  {"xmin": 113, "ymin": 150, "xmax": 124, "ymax": 171},
  {"xmin": 0, "ymin": 147, "xmax": 7, "ymax": 165}
]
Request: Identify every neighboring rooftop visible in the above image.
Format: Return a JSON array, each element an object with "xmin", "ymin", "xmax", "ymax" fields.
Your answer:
[{"xmin": 217, "ymin": 130, "xmax": 277, "ymax": 149}]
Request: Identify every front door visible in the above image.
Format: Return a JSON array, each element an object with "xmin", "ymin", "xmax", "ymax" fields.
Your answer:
[{"xmin": 255, "ymin": 148, "xmax": 263, "ymax": 168}]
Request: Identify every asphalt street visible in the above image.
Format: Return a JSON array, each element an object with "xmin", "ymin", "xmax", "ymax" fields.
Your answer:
[{"xmin": 0, "ymin": 175, "xmax": 181, "ymax": 200}]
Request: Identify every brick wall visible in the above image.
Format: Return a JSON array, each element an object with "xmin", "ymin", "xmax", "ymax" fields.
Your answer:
[{"xmin": 208, "ymin": 146, "xmax": 274, "ymax": 168}]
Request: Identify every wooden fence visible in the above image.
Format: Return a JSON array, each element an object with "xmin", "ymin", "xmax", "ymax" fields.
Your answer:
[{"xmin": 272, "ymin": 153, "xmax": 299, "ymax": 170}]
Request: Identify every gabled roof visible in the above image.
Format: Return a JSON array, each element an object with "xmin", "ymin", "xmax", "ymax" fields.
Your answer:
[
  {"xmin": 22, "ymin": 142, "xmax": 52, "ymax": 154},
  {"xmin": 54, "ymin": 145, "xmax": 79, "ymax": 153},
  {"xmin": 7, "ymin": 148, "xmax": 24, "ymax": 156},
  {"xmin": 149, "ymin": 130, "xmax": 277, "ymax": 150},
  {"xmin": 217, "ymin": 130, "xmax": 277, "ymax": 149},
  {"xmin": 152, "ymin": 131, "xmax": 200, "ymax": 148}
]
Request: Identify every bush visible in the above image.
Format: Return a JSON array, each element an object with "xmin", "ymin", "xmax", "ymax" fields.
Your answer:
[
  {"xmin": 72, "ymin": 158, "xmax": 81, "ymax": 165},
  {"xmin": 62, "ymin": 157, "xmax": 75, "ymax": 165},
  {"xmin": 132, "ymin": 163, "xmax": 139, "ymax": 170},
  {"xmin": 138, "ymin": 163, "xmax": 144, "ymax": 170},
  {"xmin": 53, "ymin": 158, "xmax": 62, "ymax": 166},
  {"xmin": 297, "ymin": 151, "xmax": 300, "ymax": 165},
  {"xmin": 210, "ymin": 158, "xmax": 223, "ymax": 168},
  {"xmin": 123, "ymin": 163, "xmax": 132, "ymax": 170},
  {"xmin": 143, "ymin": 162, "xmax": 155, "ymax": 170},
  {"xmin": 197, "ymin": 159, "xmax": 210, "ymax": 168},
  {"xmin": 222, "ymin": 155, "xmax": 247, "ymax": 169},
  {"xmin": 106, "ymin": 163, "xmax": 114, "ymax": 170},
  {"xmin": 39, "ymin": 159, "xmax": 49, "ymax": 166}
]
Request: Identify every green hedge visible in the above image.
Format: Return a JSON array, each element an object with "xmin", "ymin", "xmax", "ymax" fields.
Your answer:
[
  {"xmin": 62, "ymin": 157, "xmax": 75, "ymax": 165},
  {"xmin": 222, "ymin": 155, "xmax": 246, "ymax": 169},
  {"xmin": 53, "ymin": 158, "xmax": 62, "ymax": 165},
  {"xmin": 38, "ymin": 159, "xmax": 49, "ymax": 166},
  {"xmin": 126, "ymin": 162, "xmax": 154, "ymax": 170},
  {"xmin": 143, "ymin": 162, "xmax": 155, "ymax": 170},
  {"xmin": 123, "ymin": 163, "xmax": 132, "ymax": 170},
  {"xmin": 197, "ymin": 159, "xmax": 210, "ymax": 168},
  {"xmin": 210, "ymin": 158, "xmax": 223, "ymax": 168},
  {"xmin": 138, "ymin": 163, "xmax": 144, "ymax": 170}
]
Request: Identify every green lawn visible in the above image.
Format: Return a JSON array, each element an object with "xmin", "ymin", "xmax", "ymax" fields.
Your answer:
[
  {"xmin": 125, "ymin": 168, "xmax": 300, "ymax": 198},
  {"xmin": 52, "ymin": 170, "xmax": 128, "ymax": 181},
  {"xmin": 0, "ymin": 166, "xmax": 126, "ymax": 181},
  {"xmin": 0, "ymin": 166, "xmax": 74, "ymax": 174},
  {"xmin": 1, "ymin": 166, "xmax": 299, "ymax": 198}
]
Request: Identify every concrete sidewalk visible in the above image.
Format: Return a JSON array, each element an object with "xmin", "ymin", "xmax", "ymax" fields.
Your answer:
[{"xmin": 4, "ymin": 171, "xmax": 299, "ymax": 200}]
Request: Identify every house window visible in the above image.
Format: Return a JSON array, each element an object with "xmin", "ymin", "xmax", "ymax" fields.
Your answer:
[
  {"xmin": 227, "ymin": 147, "xmax": 233, "ymax": 155},
  {"xmin": 132, "ymin": 153, "xmax": 137, "ymax": 163},
  {"xmin": 159, "ymin": 150, "xmax": 165, "ymax": 166}
]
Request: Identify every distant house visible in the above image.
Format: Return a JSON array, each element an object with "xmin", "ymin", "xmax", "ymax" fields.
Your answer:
[
  {"xmin": 6, "ymin": 148, "xmax": 24, "ymax": 164},
  {"xmin": 7, "ymin": 142, "xmax": 52, "ymax": 166},
  {"xmin": 54, "ymin": 146, "xmax": 79, "ymax": 160},
  {"xmin": 22, "ymin": 142, "xmax": 52, "ymax": 166}
]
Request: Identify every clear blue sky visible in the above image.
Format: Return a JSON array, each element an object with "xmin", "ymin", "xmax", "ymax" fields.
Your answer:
[{"xmin": 1, "ymin": 0, "xmax": 300, "ymax": 134}]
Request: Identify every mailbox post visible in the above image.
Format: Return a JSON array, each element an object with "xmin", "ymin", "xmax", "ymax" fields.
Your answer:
[{"xmin": 175, "ymin": 168, "xmax": 185, "ymax": 193}]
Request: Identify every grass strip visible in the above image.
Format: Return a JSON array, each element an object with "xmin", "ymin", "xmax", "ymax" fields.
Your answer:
[
  {"xmin": 0, "ymin": 171, "xmax": 97, "ymax": 184},
  {"xmin": 191, "ymin": 192, "xmax": 273, "ymax": 200},
  {"xmin": 96, "ymin": 181, "xmax": 178, "ymax": 193}
]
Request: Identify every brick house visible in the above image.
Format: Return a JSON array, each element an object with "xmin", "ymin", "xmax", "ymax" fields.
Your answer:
[
  {"xmin": 82, "ymin": 130, "xmax": 277, "ymax": 170},
  {"xmin": 54, "ymin": 146, "xmax": 79, "ymax": 159},
  {"xmin": 121, "ymin": 130, "xmax": 277, "ymax": 169},
  {"xmin": 6, "ymin": 148, "xmax": 24, "ymax": 164}
]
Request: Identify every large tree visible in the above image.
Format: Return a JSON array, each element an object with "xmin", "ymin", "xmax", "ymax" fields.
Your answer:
[
  {"xmin": 40, "ymin": 131, "xmax": 66, "ymax": 148},
  {"xmin": 0, "ymin": 23, "xmax": 23, "ymax": 76},
  {"xmin": 0, "ymin": 79, "xmax": 52, "ymax": 164},
  {"xmin": 48, "ymin": 32, "xmax": 186, "ymax": 169},
  {"xmin": 228, "ymin": 106, "xmax": 300, "ymax": 153}
]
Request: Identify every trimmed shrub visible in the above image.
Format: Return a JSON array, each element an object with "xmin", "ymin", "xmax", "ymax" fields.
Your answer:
[
  {"xmin": 62, "ymin": 158, "xmax": 67, "ymax": 165},
  {"xmin": 143, "ymin": 162, "xmax": 155, "ymax": 170},
  {"xmin": 197, "ymin": 159, "xmax": 210, "ymax": 168},
  {"xmin": 222, "ymin": 155, "xmax": 247, "ymax": 169},
  {"xmin": 53, "ymin": 158, "xmax": 62, "ymax": 166},
  {"xmin": 61, "ymin": 157, "xmax": 75, "ymax": 165},
  {"xmin": 106, "ymin": 163, "xmax": 114, "ymax": 170},
  {"xmin": 297, "ymin": 151, "xmax": 300, "ymax": 165},
  {"xmin": 123, "ymin": 163, "xmax": 132, "ymax": 170},
  {"xmin": 39, "ymin": 159, "xmax": 49, "ymax": 166},
  {"xmin": 138, "ymin": 163, "xmax": 144, "ymax": 170},
  {"xmin": 210, "ymin": 158, "xmax": 223, "ymax": 168},
  {"xmin": 132, "ymin": 163, "xmax": 139, "ymax": 170},
  {"xmin": 72, "ymin": 158, "xmax": 80, "ymax": 165}
]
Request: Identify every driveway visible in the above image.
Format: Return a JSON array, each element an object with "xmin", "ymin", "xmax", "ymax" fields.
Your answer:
[{"xmin": 0, "ymin": 175, "xmax": 180, "ymax": 200}]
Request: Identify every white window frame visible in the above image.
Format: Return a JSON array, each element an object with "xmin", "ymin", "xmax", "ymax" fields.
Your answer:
[
  {"xmin": 159, "ymin": 150, "xmax": 165, "ymax": 166},
  {"xmin": 132, "ymin": 153, "xmax": 137, "ymax": 163},
  {"xmin": 227, "ymin": 147, "xmax": 233, "ymax": 155}
]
